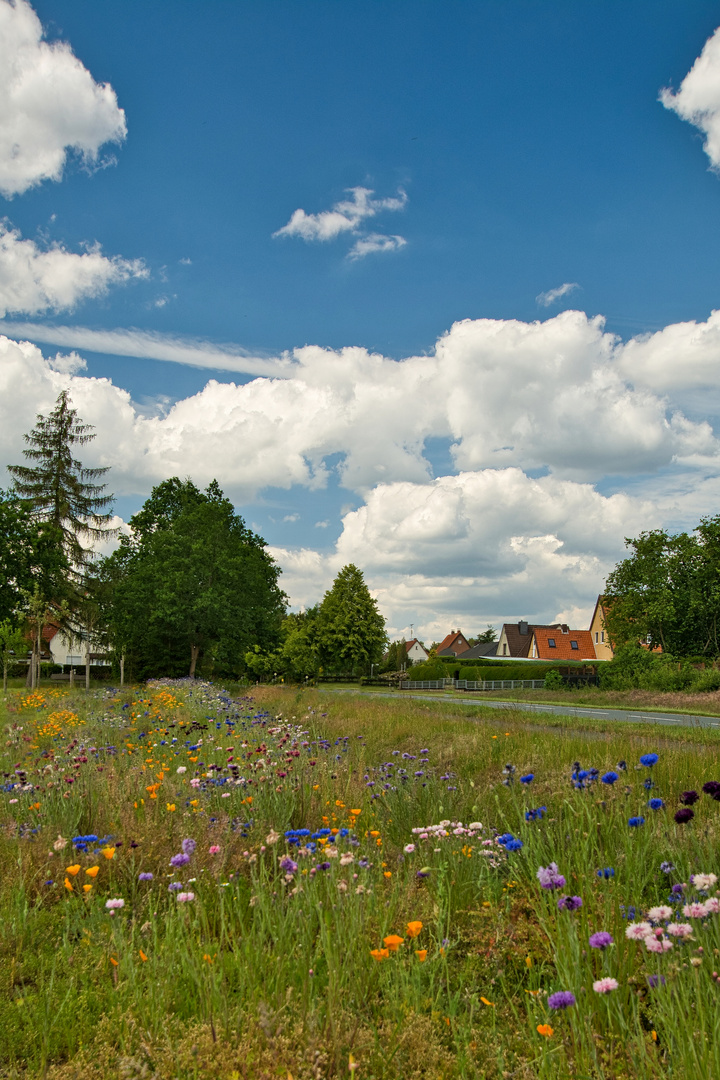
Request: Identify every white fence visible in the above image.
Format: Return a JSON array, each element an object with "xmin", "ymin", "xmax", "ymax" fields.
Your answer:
[{"xmin": 400, "ymin": 678, "xmax": 546, "ymax": 691}]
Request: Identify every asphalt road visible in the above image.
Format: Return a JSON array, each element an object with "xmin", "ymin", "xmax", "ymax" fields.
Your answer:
[{"xmin": 326, "ymin": 688, "xmax": 720, "ymax": 730}]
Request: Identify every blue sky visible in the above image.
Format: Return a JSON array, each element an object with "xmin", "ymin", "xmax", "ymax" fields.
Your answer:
[{"xmin": 2, "ymin": 0, "xmax": 720, "ymax": 641}]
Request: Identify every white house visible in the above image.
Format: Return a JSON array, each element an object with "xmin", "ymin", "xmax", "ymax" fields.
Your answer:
[{"xmin": 406, "ymin": 638, "xmax": 429, "ymax": 662}]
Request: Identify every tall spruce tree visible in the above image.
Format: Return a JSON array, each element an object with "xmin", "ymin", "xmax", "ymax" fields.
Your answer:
[
  {"xmin": 316, "ymin": 564, "xmax": 387, "ymax": 676},
  {"xmin": 8, "ymin": 390, "xmax": 115, "ymax": 574}
]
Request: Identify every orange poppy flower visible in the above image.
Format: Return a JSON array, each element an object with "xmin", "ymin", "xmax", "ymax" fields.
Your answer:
[
  {"xmin": 537, "ymin": 1024, "xmax": 553, "ymax": 1038},
  {"xmin": 415, "ymin": 949, "xmax": 428, "ymax": 962},
  {"xmin": 350, "ymin": 809, "xmax": 361, "ymax": 815},
  {"xmin": 83, "ymin": 883, "xmax": 93, "ymax": 893},
  {"xmin": 65, "ymin": 864, "xmax": 80, "ymax": 876},
  {"xmin": 85, "ymin": 866, "xmax": 99, "ymax": 877},
  {"xmin": 383, "ymin": 871, "xmax": 392, "ymax": 878},
  {"xmin": 64, "ymin": 877, "xmax": 73, "ymax": 891},
  {"xmin": 110, "ymin": 957, "xmax": 119, "ymax": 967},
  {"xmin": 480, "ymin": 996, "xmax": 495, "ymax": 1007},
  {"xmin": 383, "ymin": 934, "xmax": 404, "ymax": 952},
  {"xmin": 370, "ymin": 948, "xmax": 389, "ymax": 961},
  {"xmin": 406, "ymin": 921, "xmax": 423, "ymax": 938},
  {"xmin": 139, "ymin": 950, "xmax": 148, "ymax": 962},
  {"xmin": 102, "ymin": 847, "xmax": 116, "ymax": 860}
]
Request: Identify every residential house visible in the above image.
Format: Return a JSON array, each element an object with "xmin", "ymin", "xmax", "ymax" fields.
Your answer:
[
  {"xmin": 405, "ymin": 638, "xmax": 429, "ymax": 663},
  {"xmin": 529, "ymin": 626, "xmax": 597, "ymax": 661},
  {"xmin": 496, "ymin": 620, "xmax": 564, "ymax": 658},
  {"xmin": 46, "ymin": 626, "xmax": 111, "ymax": 669},
  {"xmin": 436, "ymin": 630, "xmax": 471, "ymax": 656},
  {"xmin": 463, "ymin": 640, "xmax": 499, "ymax": 659},
  {"xmin": 589, "ymin": 596, "xmax": 614, "ymax": 660}
]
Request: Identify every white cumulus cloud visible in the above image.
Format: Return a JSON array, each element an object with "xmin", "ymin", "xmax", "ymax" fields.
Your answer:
[
  {"xmin": 273, "ymin": 186, "xmax": 407, "ymax": 258},
  {"xmin": 0, "ymin": 0, "xmax": 127, "ymax": 197},
  {"xmin": 0, "ymin": 222, "xmax": 147, "ymax": 316},
  {"xmin": 661, "ymin": 25, "xmax": 720, "ymax": 170}
]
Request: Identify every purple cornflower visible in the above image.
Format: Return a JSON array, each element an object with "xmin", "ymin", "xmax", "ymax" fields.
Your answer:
[
  {"xmin": 702, "ymin": 781, "xmax": 720, "ymax": 799},
  {"xmin": 548, "ymin": 991, "xmax": 576, "ymax": 1010},
  {"xmin": 316, "ymin": 861, "xmax": 331, "ymax": 871},
  {"xmin": 181, "ymin": 838, "xmax": 197, "ymax": 856},
  {"xmin": 279, "ymin": 855, "xmax": 298, "ymax": 874},
  {"xmin": 647, "ymin": 975, "xmax": 666, "ymax": 988},
  {"xmin": 674, "ymin": 808, "xmax": 694, "ymax": 824},
  {"xmin": 170, "ymin": 853, "xmax": 190, "ymax": 867},
  {"xmin": 537, "ymin": 863, "xmax": 566, "ymax": 890},
  {"xmin": 168, "ymin": 882, "xmax": 182, "ymax": 892},
  {"xmin": 589, "ymin": 931, "xmax": 614, "ymax": 949},
  {"xmin": 680, "ymin": 791, "xmax": 699, "ymax": 805},
  {"xmin": 557, "ymin": 895, "xmax": 583, "ymax": 911},
  {"xmin": 138, "ymin": 872, "xmax": 154, "ymax": 881},
  {"xmin": 660, "ymin": 861, "xmax": 675, "ymax": 874}
]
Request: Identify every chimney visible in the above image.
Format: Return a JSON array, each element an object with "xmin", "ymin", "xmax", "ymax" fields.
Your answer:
[{"xmin": 518, "ymin": 620, "xmax": 528, "ymax": 635}]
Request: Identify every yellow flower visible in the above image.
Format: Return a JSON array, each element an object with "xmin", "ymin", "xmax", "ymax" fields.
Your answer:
[
  {"xmin": 350, "ymin": 809, "xmax": 361, "ymax": 816},
  {"xmin": 102, "ymin": 847, "xmax": 115, "ymax": 860},
  {"xmin": 166, "ymin": 803, "xmax": 176, "ymax": 812},
  {"xmin": 415, "ymin": 949, "xmax": 428, "ymax": 962},
  {"xmin": 370, "ymin": 948, "xmax": 389, "ymax": 961},
  {"xmin": 537, "ymin": 1024, "xmax": 553, "ymax": 1038},
  {"xmin": 406, "ymin": 920, "xmax": 423, "ymax": 938},
  {"xmin": 85, "ymin": 865, "xmax": 99, "ymax": 877},
  {"xmin": 383, "ymin": 934, "xmax": 404, "ymax": 952},
  {"xmin": 65, "ymin": 864, "xmax": 81, "ymax": 876},
  {"xmin": 83, "ymin": 883, "xmax": 93, "ymax": 893},
  {"xmin": 189, "ymin": 799, "xmax": 198, "ymax": 807}
]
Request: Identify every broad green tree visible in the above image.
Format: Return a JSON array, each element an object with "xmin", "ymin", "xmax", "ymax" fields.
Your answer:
[
  {"xmin": 103, "ymin": 478, "xmax": 285, "ymax": 679},
  {"xmin": 604, "ymin": 516, "xmax": 720, "ymax": 657},
  {"xmin": 316, "ymin": 564, "xmax": 387, "ymax": 676},
  {"xmin": 0, "ymin": 620, "xmax": 28, "ymax": 692}
]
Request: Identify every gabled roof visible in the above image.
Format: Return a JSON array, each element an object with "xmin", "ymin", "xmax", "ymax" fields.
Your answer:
[
  {"xmin": 532, "ymin": 627, "xmax": 596, "ymax": 661},
  {"xmin": 436, "ymin": 631, "xmax": 470, "ymax": 656},
  {"xmin": 500, "ymin": 623, "xmax": 564, "ymax": 658},
  {"xmin": 464, "ymin": 641, "xmax": 498, "ymax": 658},
  {"xmin": 405, "ymin": 638, "xmax": 426, "ymax": 653}
]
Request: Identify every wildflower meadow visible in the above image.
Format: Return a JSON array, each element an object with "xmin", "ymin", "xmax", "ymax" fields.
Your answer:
[{"xmin": 2, "ymin": 681, "xmax": 720, "ymax": 1079}]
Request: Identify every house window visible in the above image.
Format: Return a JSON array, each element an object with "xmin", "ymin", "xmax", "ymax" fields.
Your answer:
[
  {"xmin": 571, "ymin": 641, "xmax": 579, "ymax": 650},
  {"xmin": 595, "ymin": 632, "xmax": 598, "ymax": 643},
  {"xmin": 548, "ymin": 639, "xmax": 556, "ymax": 648},
  {"xmin": 503, "ymin": 644, "xmax": 508, "ymax": 655},
  {"xmin": 601, "ymin": 632, "xmax": 605, "ymax": 642}
]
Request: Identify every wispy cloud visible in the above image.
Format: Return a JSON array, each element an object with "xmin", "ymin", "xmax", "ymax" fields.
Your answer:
[
  {"xmin": 273, "ymin": 185, "xmax": 407, "ymax": 258},
  {"xmin": 536, "ymin": 282, "xmax": 580, "ymax": 307},
  {"xmin": 347, "ymin": 233, "xmax": 407, "ymax": 261},
  {"xmin": 0, "ymin": 321, "xmax": 293, "ymax": 377}
]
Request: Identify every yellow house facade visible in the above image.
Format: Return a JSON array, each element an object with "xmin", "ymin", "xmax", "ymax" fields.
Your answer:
[{"xmin": 589, "ymin": 596, "xmax": 613, "ymax": 660}]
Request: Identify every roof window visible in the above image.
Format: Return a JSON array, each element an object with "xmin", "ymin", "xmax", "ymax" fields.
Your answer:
[
  {"xmin": 547, "ymin": 638, "xmax": 556, "ymax": 648},
  {"xmin": 571, "ymin": 640, "xmax": 579, "ymax": 650}
]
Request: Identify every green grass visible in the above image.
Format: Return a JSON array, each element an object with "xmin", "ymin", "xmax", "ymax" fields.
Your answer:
[{"xmin": 1, "ymin": 681, "xmax": 719, "ymax": 1078}]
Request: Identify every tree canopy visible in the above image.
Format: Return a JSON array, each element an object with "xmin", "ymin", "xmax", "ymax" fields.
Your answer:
[
  {"xmin": 101, "ymin": 478, "xmax": 285, "ymax": 679},
  {"xmin": 315, "ymin": 564, "xmax": 387, "ymax": 676},
  {"xmin": 604, "ymin": 516, "xmax": 720, "ymax": 657}
]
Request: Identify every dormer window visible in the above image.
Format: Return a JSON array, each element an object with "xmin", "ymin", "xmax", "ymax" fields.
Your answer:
[{"xmin": 548, "ymin": 638, "xmax": 556, "ymax": 648}]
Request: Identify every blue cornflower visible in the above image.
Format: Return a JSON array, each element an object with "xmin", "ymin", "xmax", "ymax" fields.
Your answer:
[
  {"xmin": 648, "ymin": 798, "xmax": 664, "ymax": 810},
  {"xmin": 496, "ymin": 833, "xmax": 515, "ymax": 846},
  {"xmin": 503, "ymin": 838, "xmax": 523, "ymax": 851},
  {"xmin": 640, "ymin": 754, "xmax": 659, "ymax": 767},
  {"xmin": 643, "ymin": 778, "xmax": 655, "ymax": 790},
  {"xmin": 628, "ymin": 816, "xmax": 645, "ymax": 827},
  {"xmin": 660, "ymin": 861, "xmax": 675, "ymax": 874},
  {"xmin": 596, "ymin": 867, "xmax": 615, "ymax": 879},
  {"xmin": 520, "ymin": 774, "xmax": 534, "ymax": 784},
  {"xmin": 601, "ymin": 772, "xmax": 618, "ymax": 785},
  {"xmin": 525, "ymin": 806, "xmax": 547, "ymax": 821}
]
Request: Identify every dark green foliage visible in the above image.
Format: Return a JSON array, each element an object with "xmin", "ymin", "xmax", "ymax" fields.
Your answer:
[
  {"xmin": 100, "ymin": 478, "xmax": 285, "ymax": 679},
  {"xmin": 605, "ymin": 516, "xmax": 720, "ymax": 657},
  {"xmin": 315, "ymin": 564, "xmax": 387, "ymax": 677},
  {"xmin": 7, "ymin": 390, "xmax": 115, "ymax": 574},
  {"xmin": 382, "ymin": 638, "xmax": 410, "ymax": 673},
  {"xmin": 0, "ymin": 489, "xmax": 67, "ymax": 623},
  {"xmin": 598, "ymin": 645, "xmax": 720, "ymax": 692}
]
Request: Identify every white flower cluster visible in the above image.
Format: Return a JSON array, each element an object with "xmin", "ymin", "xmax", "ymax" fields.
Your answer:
[{"xmin": 411, "ymin": 820, "xmax": 483, "ymax": 840}]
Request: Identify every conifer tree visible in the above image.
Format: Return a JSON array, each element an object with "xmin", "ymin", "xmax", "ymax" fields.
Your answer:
[
  {"xmin": 8, "ymin": 390, "xmax": 115, "ymax": 574},
  {"xmin": 317, "ymin": 564, "xmax": 387, "ymax": 676}
]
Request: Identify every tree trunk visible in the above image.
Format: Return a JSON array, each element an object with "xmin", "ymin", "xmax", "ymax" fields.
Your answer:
[
  {"xmin": 85, "ymin": 622, "xmax": 91, "ymax": 691},
  {"xmin": 26, "ymin": 654, "xmax": 33, "ymax": 688},
  {"xmin": 189, "ymin": 643, "xmax": 200, "ymax": 678},
  {"xmin": 69, "ymin": 664, "xmax": 74, "ymax": 688},
  {"xmin": 3, "ymin": 660, "xmax": 7, "ymax": 693},
  {"xmin": 120, "ymin": 652, "xmax": 125, "ymax": 688}
]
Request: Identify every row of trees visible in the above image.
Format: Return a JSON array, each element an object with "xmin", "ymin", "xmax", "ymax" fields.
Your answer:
[{"xmin": 1, "ymin": 392, "xmax": 388, "ymax": 683}]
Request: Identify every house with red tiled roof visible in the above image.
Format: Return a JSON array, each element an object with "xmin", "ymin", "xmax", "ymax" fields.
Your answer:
[
  {"xmin": 436, "ymin": 630, "xmax": 471, "ymax": 656},
  {"xmin": 529, "ymin": 626, "xmax": 597, "ymax": 661},
  {"xmin": 496, "ymin": 621, "xmax": 564, "ymax": 658},
  {"xmin": 405, "ymin": 638, "xmax": 429, "ymax": 662}
]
